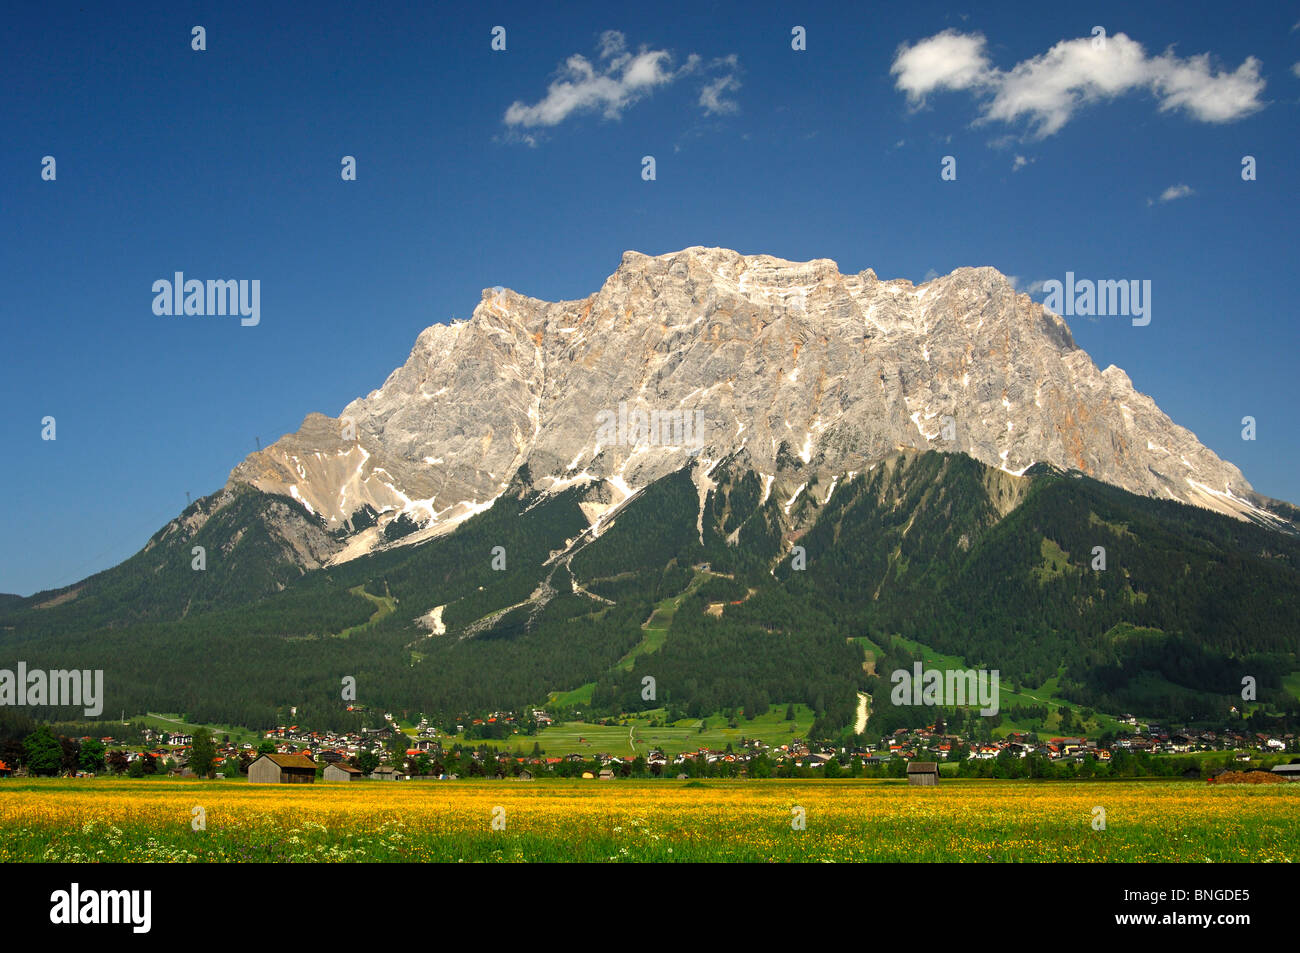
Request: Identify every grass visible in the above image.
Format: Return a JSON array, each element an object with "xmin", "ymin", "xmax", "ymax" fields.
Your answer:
[
  {"xmin": 1282, "ymin": 669, "xmax": 1300, "ymax": 706},
  {"xmin": 1088, "ymin": 511, "xmax": 1134, "ymax": 539},
  {"xmin": 334, "ymin": 584, "xmax": 396, "ymax": 639},
  {"xmin": 891, "ymin": 636, "xmax": 1124, "ymax": 737},
  {"xmin": 4, "ymin": 778, "xmax": 1296, "ymax": 863},
  {"xmin": 107, "ymin": 713, "xmax": 264, "ymax": 748},
  {"xmin": 613, "ymin": 586, "xmax": 688, "ymax": 673},
  {"xmin": 546, "ymin": 683, "xmax": 595, "ymax": 708},
  {"xmin": 1033, "ymin": 537, "xmax": 1073, "ymax": 583},
  {"xmin": 849, "ymin": 635, "xmax": 883, "ymax": 674},
  {"xmin": 549, "ymin": 571, "xmax": 707, "ymax": 707},
  {"xmin": 480, "ymin": 705, "xmax": 816, "ymax": 758}
]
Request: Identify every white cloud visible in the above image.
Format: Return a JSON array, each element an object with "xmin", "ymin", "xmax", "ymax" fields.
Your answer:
[
  {"xmin": 503, "ymin": 32, "xmax": 740, "ymax": 133},
  {"xmin": 1012, "ymin": 154, "xmax": 1033, "ymax": 171},
  {"xmin": 597, "ymin": 29, "xmax": 626, "ymax": 61},
  {"xmin": 892, "ymin": 30, "xmax": 1266, "ymax": 138},
  {"xmin": 698, "ymin": 54, "xmax": 742, "ymax": 115},
  {"xmin": 891, "ymin": 30, "xmax": 993, "ymax": 103},
  {"xmin": 1292, "ymin": 62, "xmax": 1300, "ymax": 79},
  {"xmin": 1150, "ymin": 183, "xmax": 1194, "ymax": 205}
]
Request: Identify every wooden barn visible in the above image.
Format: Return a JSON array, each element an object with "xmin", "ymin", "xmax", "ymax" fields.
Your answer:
[
  {"xmin": 248, "ymin": 752, "xmax": 317, "ymax": 784},
  {"xmin": 324, "ymin": 763, "xmax": 362, "ymax": 782},
  {"xmin": 907, "ymin": 762, "xmax": 940, "ymax": 786}
]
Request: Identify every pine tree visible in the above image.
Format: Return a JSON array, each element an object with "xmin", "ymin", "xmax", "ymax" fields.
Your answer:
[
  {"xmin": 188, "ymin": 727, "xmax": 217, "ymax": 778},
  {"xmin": 23, "ymin": 725, "xmax": 62, "ymax": 776}
]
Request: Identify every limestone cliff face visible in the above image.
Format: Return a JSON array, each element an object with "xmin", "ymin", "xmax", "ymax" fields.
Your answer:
[{"xmin": 226, "ymin": 246, "xmax": 1286, "ymax": 560}]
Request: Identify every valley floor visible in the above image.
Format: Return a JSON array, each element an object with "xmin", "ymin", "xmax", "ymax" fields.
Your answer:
[{"xmin": 2, "ymin": 778, "xmax": 1295, "ymax": 863}]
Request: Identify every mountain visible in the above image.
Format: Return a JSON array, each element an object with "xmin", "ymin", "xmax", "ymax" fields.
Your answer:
[
  {"xmin": 4, "ymin": 248, "xmax": 1297, "ymax": 738},
  {"xmin": 586, "ymin": 449, "xmax": 1300, "ymax": 730},
  {"xmin": 225, "ymin": 247, "xmax": 1294, "ymax": 573},
  {"xmin": 3, "ymin": 449, "xmax": 1297, "ymax": 737}
]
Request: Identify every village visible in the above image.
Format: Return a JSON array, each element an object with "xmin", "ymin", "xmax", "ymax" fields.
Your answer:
[{"xmin": 4, "ymin": 708, "xmax": 1296, "ymax": 784}]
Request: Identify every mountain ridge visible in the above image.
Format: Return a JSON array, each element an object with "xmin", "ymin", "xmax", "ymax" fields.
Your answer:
[
  {"xmin": 224, "ymin": 246, "xmax": 1291, "ymax": 572},
  {"xmin": 5, "ymin": 448, "xmax": 1297, "ymax": 736}
]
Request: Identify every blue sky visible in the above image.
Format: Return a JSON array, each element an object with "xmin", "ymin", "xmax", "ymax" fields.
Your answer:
[{"xmin": 3, "ymin": 1, "xmax": 1298, "ymax": 596}]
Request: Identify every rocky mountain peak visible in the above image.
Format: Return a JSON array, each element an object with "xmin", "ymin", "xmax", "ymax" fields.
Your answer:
[{"xmin": 225, "ymin": 247, "xmax": 1286, "ymax": 564}]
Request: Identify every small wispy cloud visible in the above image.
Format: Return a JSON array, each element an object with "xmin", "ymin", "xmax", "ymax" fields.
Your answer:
[
  {"xmin": 891, "ymin": 29, "xmax": 1266, "ymax": 138},
  {"xmin": 1147, "ymin": 183, "xmax": 1195, "ymax": 206},
  {"xmin": 502, "ymin": 31, "xmax": 740, "ymax": 141},
  {"xmin": 699, "ymin": 54, "xmax": 742, "ymax": 115},
  {"xmin": 1012, "ymin": 154, "xmax": 1034, "ymax": 171},
  {"xmin": 503, "ymin": 32, "xmax": 674, "ymax": 131},
  {"xmin": 1292, "ymin": 62, "xmax": 1300, "ymax": 79}
]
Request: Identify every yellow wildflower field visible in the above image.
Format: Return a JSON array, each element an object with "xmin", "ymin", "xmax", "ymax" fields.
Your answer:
[{"xmin": 0, "ymin": 778, "xmax": 1295, "ymax": 862}]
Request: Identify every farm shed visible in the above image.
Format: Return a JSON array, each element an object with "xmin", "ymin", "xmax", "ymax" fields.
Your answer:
[
  {"xmin": 248, "ymin": 753, "xmax": 317, "ymax": 784},
  {"xmin": 907, "ymin": 762, "xmax": 940, "ymax": 786},
  {"xmin": 324, "ymin": 763, "xmax": 362, "ymax": 782}
]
